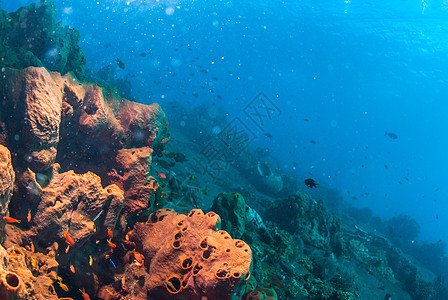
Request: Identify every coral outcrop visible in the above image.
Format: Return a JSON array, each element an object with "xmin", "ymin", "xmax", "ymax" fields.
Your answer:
[
  {"xmin": 0, "ymin": 66, "xmax": 169, "ymax": 223},
  {"xmin": 106, "ymin": 147, "xmax": 157, "ymax": 218},
  {"xmin": 0, "ymin": 243, "xmax": 59, "ymax": 299},
  {"xmin": 264, "ymin": 193, "xmax": 340, "ymax": 251},
  {"xmin": 0, "ymin": 145, "xmax": 15, "ymax": 221},
  {"xmin": 245, "ymin": 288, "xmax": 278, "ymax": 300},
  {"xmin": 4, "ymin": 164, "xmax": 124, "ymax": 250},
  {"xmin": 0, "ymin": 1, "xmax": 86, "ymax": 79},
  {"xmin": 211, "ymin": 192, "xmax": 247, "ymax": 239},
  {"xmin": 110, "ymin": 208, "xmax": 253, "ymax": 300}
]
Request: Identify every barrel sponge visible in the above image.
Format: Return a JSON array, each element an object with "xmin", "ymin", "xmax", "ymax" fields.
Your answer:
[{"xmin": 128, "ymin": 208, "xmax": 253, "ymax": 300}]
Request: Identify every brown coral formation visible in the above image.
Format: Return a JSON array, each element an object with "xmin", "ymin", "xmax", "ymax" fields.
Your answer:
[
  {"xmin": 106, "ymin": 147, "xmax": 156, "ymax": 218},
  {"xmin": 4, "ymin": 163, "xmax": 124, "ymax": 250},
  {"xmin": 0, "ymin": 66, "xmax": 169, "ymax": 172},
  {"xmin": 105, "ymin": 208, "xmax": 253, "ymax": 300},
  {"xmin": 0, "ymin": 243, "xmax": 59, "ymax": 300},
  {"xmin": 0, "ymin": 145, "xmax": 15, "ymax": 220},
  {"xmin": 0, "ymin": 65, "xmax": 170, "ymax": 223}
]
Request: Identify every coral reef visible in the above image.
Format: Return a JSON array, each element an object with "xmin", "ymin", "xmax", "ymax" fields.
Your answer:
[
  {"xmin": 4, "ymin": 163, "xmax": 124, "ymax": 250},
  {"xmin": 0, "ymin": 145, "xmax": 15, "ymax": 222},
  {"xmin": 106, "ymin": 147, "xmax": 157, "ymax": 218},
  {"xmin": 264, "ymin": 193, "xmax": 341, "ymax": 251},
  {"xmin": 245, "ymin": 287, "xmax": 278, "ymax": 300},
  {"xmin": 111, "ymin": 208, "xmax": 253, "ymax": 300},
  {"xmin": 0, "ymin": 1, "xmax": 86, "ymax": 79},
  {"xmin": 0, "ymin": 243, "xmax": 59, "ymax": 299},
  {"xmin": 0, "ymin": 66, "xmax": 169, "ymax": 219},
  {"xmin": 211, "ymin": 193, "xmax": 247, "ymax": 239}
]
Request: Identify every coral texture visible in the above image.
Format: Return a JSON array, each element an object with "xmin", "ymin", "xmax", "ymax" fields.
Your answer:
[
  {"xmin": 106, "ymin": 146, "xmax": 157, "ymax": 217},
  {"xmin": 4, "ymin": 164, "xmax": 124, "ymax": 250},
  {"xmin": 0, "ymin": 66, "xmax": 169, "ymax": 225},
  {"xmin": 211, "ymin": 192, "xmax": 247, "ymax": 239},
  {"xmin": 116, "ymin": 208, "xmax": 253, "ymax": 300},
  {"xmin": 0, "ymin": 243, "xmax": 59, "ymax": 300},
  {"xmin": 245, "ymin": 287, "xmax": 278, "ymax": 300},
  {"xmin": 0, "ymin": 145, "xmax": 14, "ymax": 220},
  {"xmin": 0, "ymin": 1, "xmax": 86, "ymax": 79}
]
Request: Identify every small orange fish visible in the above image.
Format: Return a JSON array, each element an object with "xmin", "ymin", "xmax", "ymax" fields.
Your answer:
[
  {"xmin": 125, "ymin": 234, "xmax": 129, "ymax": 241},
  {"xmin": 65, "ymin": 245, "xmax": 70, "ymax": 254},
  {"xmin": 131, "ymin": 249, "xmax": 144, "ymax": 263},
  {"xmin": 134, "ymin": 259, "xmax": 143, "ymax": 267},
  {"xmin": 121, "ymin": 276, "xmax": 126, "ymax": 289},
  {"xmin": 80, "ymin": 288, "xmax": 90, "ymax": 300},
  {"xmin": 30, "ymin": 241, "xmax": 35, "ymax": 253},
  {"xmin": 107, "ymin": 239, "xmax": 116, "ymax": 248},
  {"xmin": 62, "ymin": 228, "xmax": 75, "ymax": 247},
  {"xmin": 89, "ymin": 256, "xmax": 93, "ymax": 267},
  {"xmin": 70, "ymin": 264, "xmax": 75, "ymax": 273},
  {"xmin": 105, "ymin": 254, "xmax": 110, "ymax": 259},
  {"xmin": 58, "ymin": 281, "xmax": 69, "ymax": 292},
  {"xmin": 3, "ymin": 216, "xmax": 21, "ymax": 223},
  {"xmin": 107, "ymin": 228, "xmax": 113, "ymax": 239},
  {"xmin": 27, "ymin": 210, "xmax": 31, "ymax": 223},
  {"xmin": 157, "ymin": 172, "xmax": 167, "ymax": 179}
]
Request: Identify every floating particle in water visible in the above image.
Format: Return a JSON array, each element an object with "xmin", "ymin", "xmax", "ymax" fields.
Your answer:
[{"xmin": 165, "ymin": 7, "xmax": 175, "ymax": 15}]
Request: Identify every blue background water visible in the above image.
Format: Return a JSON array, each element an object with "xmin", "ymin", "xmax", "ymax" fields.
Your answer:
[{"xmin": 3, "ymin": 0, "xmax": 447, "ymax": 245}]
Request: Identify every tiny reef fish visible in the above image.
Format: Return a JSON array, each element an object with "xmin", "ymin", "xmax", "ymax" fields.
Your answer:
[
  {"xmin": 3, "ymin": 216, "xmax": 21, "ymax": 223},
  {"xmin": 58, "ymin": 282, "xmax": 69, "ymax": 292},
  {"xmin": 109, "ymin": 259, "xmax": 116, "ymax": 269},
  {"xmin": 80, "ymin": 288, "xmax": 91, "ymax": 300},
  {"xmin": 27, "ymin": 210, "xmax": 31, "ymax": 222},
  {"xmin": 116, "ymin": 58, "xmax": 125, "ymax": 69},
  {"xmin": 107, "ymin": 239, "xmax": 116, "ymax": 248},
  {"xmin": 62, "ymin": 228, "xmax": 75, "ymax": 247},
  {"xmin": 89, "ymin": 256, "xmax": 93, "ymax": 266},
  {"xmin": 107, "ymin": 228, "xmax": 113, "ymax": 239}
]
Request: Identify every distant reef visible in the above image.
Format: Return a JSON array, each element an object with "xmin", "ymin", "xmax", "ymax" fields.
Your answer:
[{"xmin": 0, "ymin": 0, "xmax": 86, "ymax": 79}]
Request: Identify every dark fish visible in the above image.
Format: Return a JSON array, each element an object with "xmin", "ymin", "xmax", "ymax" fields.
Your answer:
[
  {"xmin": 303, "ymin": 118, "xmax": 310, "ymax": 122},
  {"xmin": 156, "ymin": 159, "xmax": 175, "ymax": 169},
  {"xmin": 310, "ymin": 139, "xmax": 317, "ymax": 144},
  {"xmin": 189, "ymin": 73, "xmax": 195, "ymax": 77},
  {"xmin": 213, "ymin": 77, "xmax": 219, "ymax": 81},
  {"xmin": 264, "ymin": 133, "xmax": 273, "ymax": 138},
  {"xmin": 173, "ymin": 153, "xmax": 188, "ymax": 163},
  {"xmin": 217, "ymin": 95, "xmax": 222, "ymax": 99},
  {"xmin": 385, "ymin": 131, "xmax": 398, "ymax": 139},
  {"xmin": 304, "ymin": 178, "xmax": 319, "ymax": 188},
  {"xmin": 116, "ymin": 58, "xmax": 125, "ymax": 69},
  {"xmin": 192, "ymin": 93, "xmax": 199, "ymax": 98},
  {"xmin": 199, "ymin": 69, "xmax": 208, "ymax": 74},
  {"xmin": 140, "ymin": 52, "xmax": 147, "ymax": 57},
  {"xmin": 164, "ymin": 152, "xmax": 177, "ymax": 159},
  {"xmin": 104, "ymin": 43, "xmax": 112, "ymax": 48}
]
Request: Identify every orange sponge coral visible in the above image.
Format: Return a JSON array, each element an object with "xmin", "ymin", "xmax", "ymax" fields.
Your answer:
[{"xmin": 128, "ymin": 208, "xmax": 253, "ymax": 299}]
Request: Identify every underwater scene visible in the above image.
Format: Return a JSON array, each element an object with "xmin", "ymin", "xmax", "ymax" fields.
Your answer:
[{"xmin": 0, "ymin": 0, "xmax": 448, "ymax": 299}]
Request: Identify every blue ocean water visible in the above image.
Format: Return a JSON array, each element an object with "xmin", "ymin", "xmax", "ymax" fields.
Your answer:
[{"xmin": 3, "ymin": 0, "xmax": 447, "ymax": 252}]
